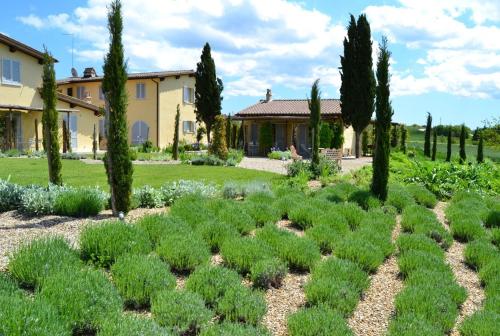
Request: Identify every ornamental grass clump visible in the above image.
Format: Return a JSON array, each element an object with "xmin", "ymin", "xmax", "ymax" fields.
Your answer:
[
  {"xmin": 111, "ymin": 254, "xmax": 176, "ymax": 308},
  {"xmin": 195, "ymin": 220, "xmax": 240, "ymax": 252},
  {"xmin": 220, "ymin": 237, "xmax": 274, "ymax": 274},
  {"xmin": 287, "ymin": 305, "xmax": 354, "ymax": 336},
  {"xmin": 331, "ymin": 202, "xmax": 365, "ymax": 230},
  {"xmin": 39, "ymin": 267, "xmax": 123, "ymax": 332},
  {"xmin": 135, "ymin": 214, "xmax": 190, "ymax": 246},
  {"xmin": 315, "ymin": 182, "xmax": 358, "ymax": 203},
  {"xmin": 401, "ymin": 205, "xmax": 452, "ymax": 249},
  {"xmin": 19, "ymin": 184, "xmax": 61, "ymax": 216},
  {"xmin": 273, "ymin": 193, "xmax": 304, "ymax": 219},
  {"xmin": 348, "ymin": 189, "xmax": 382, "ymax": 210},
  {"xmin": 97, "ymin": 315, "xmax": 170, "ymax": 336},
  {"xmin": 200, "ymin": 322, "xmax": 270, "ymax": 336},
  {"xmin": 152, "ymin": 289, "xmax": 213, "ymax": 335},
  {"xmin": 396, "ymin": 234, "xmax": 444, "ymax": 258},
  {"xmin": 169, "ymin": 194, "xmax": 216, "ymax": 227},
  {"xmin": 156, "ymin": 232, "xmax": 211, "ymax": 273},
  {"xmin": 216, "ymin": 285, "xmax": 267, "ymax": 325},
  {"xmin": 216, "ymin": 203, "xmax": 256, "ymax": 234},
  {"xmin": 250, "ymin": 257, "xmax": 287, "ymax": 289},
  {"xmin": 406, "ymin": 184, "xmax": 437, "ymax": 208},
  {"xmin": 8, "ymin": 236, "xmax": 81, "ymax": 288},
  {"xmin": 387, "ymin": 314, "xmax": 442, "ymax": 336},
  {"xmin": 305, "ymin": 222, "xmax": 348, "ymax": 253},
  {"xmin": 80, "ymin": 220, "xmax": 151, "ymax": 268},
  {"xmin": 385, "ymin": 185, "xmax": 416, "ymax": 212},
  {"xmin": 334, "ymin": 236, "xmax": 385, "ymax": 273},
  {"xmin": 398, "ymin": 250, "xmax": 450, "ymax": 278},
  {"xmin": 288, "ymin": 201, "xmax": 324, "ymax": 230},
  {"xmin": 243, "ymin": 199, "xmax": 281, "ymax": 227},
  {"xmin": 185, "ymin": 265, "xmax": 241, "ymax": 306},
  {"xmin": 460, "ymin": 311, "xmax": 500, "ymax": 336},
  {"xmin": 53, "ymin": 187, "xmax": 107, "ymax": 217},
  {"xmin": 464, "ymin": 239, "xmax": 498, "ymax": 270},
  {"xmin": 0, "ymin": 273, "xmax": 22, "ymax": 296},
  {"xmin": 161, "ymin": 180, "xmax": 218, "ymax": 205}
]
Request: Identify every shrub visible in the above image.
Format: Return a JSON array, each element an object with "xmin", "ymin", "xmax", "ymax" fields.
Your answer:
[
  {"xmin": 348, "ymin": 189, "xmax": 382, "ymax": 210},
  {"xmin": 311, "ymin": 258, "xmax": 369, "ymax": 292},
  {"xmin": 268, "ymin": 150, "xmax": 291, "ymax": 160},
  {"xmin": 287, "ymin": 305, "xmax": 354, "ymax": 336},
  {"xmin": 450, "ymin": 217, "xmax": 486, "ymax": 242},
  {"xmin": 273, "ymin": 193, "xmax": 304, "ymax": 219},
  {"xmin": 401, "ymin": 205, "xmax": 452, "ymax": 249},
  {"xmin": 287, "ymin": 160, "xmax": 311, "ymax": 178},
  {"xmin": 486, "ymin": 210, "xmax": 500, "ymax": 228},
  {"xmin": 405, "ymin": 270, "xmax": 467, "ymax": 306},
  {"xmin": 244, "ymin": 201, "xmax": 281, "ymax": 227},
  {"xmin": 19, "ymin": 184, "xmax": 60, "ymax": 216},
  {"xmin": 0, "ymin": 179, "xmax": 23, "ymax": 212},
  {"xmin": 135, "ymin": 214, "xmax": 190, "ymax": 246},
  {"xmin": 53, "ymin": 187, "xmax": 107, "ymax": 217},
  {"xmin": 195, "ymin": 220, "xmax": 239, "ymax": 252},
  {"xmin": 220, "ymin": 237, "xmax": 274, "ymax": 274},
  {"xmin": 406, "ymin": 184, "xmax": 437, "ymax": 208},
  {"xmin": 335, "ymin": 237, "xmax": 385, "ymax": 273},
  {"xmin": 387, "ymin": 313, "xmax": 442, "ymax": 336},
  {"xmin": 151, "ymin": 289, "xmax": 213, "ymax": 335},
  {"xmin": 317, "ymin": 182, "xmax": 358, "ymax": 203},
  {"xmin": 169, "ymin": 194, "xmax": 215, "ymax": 227},
  {"xmin": 386, "ymin": 185, "xmax": 415, "ymax": 212},
  {"xmin": 332, "ymin": 202, "xmax": 365, "ymax": 230},
  {"xmin": 185, "ymin": 265, "xmax": 241, "ymax": 306},
  {"xmin": 200, "ymin": 322, "xmax": 270, "ymax": 336},
  {"xmin": 288, "ymin": 202, "xmax": 324, "ymax": 230},
  {"xmin": 97, "ymin": 315, "xmax": 170, "ymax": 336},
  {"xmin": 160, "ymin": 180, "xmax": 218, "ymax": 205},
  {"xmin": 132, "ymin": 185, "xmax": 164, "ymax": 208},
  {"xmin": 479, "ymin": 257, "xmax": 500, "ymax": 286},
  {"xmin": 305, "ymin": 278, "xmax": 360, "ymax": 316},
  {"xmin": 80, "ymin": 221, "xmax": 151, "ymax": 267},
  {"xmin": 8, "ymin": 236, "xmax": 81, "ymax": 288},
  {"xmin": 216, "ymin": 285, "xmax": 267, "ymax": 325},
  {"xmin": 459, "ymin": 311, "xmax": 500, "ymax": 336},
  {"xmin": 0, "ymin": 273, "xmax": 22, "ymax": 296},
  {"xmin": 216, "ymin": 204, "xmax": 256, "ymax": 234},
  {"xmin": 306, "ymin": 223, "xmax": 347, "ymax": 253},
  {"xmin": 398, "ymin": 250, "xmax": 449, "ymax": 278},
  {"xmin": 354, "ymin": 225, "xmax": 394, "ymax": 258},
  {"xmin": 222, "ymin": 181, "xmax": 243, "ymax": 199},
  {"xmin": 464, "ymin": 239, "xmax": 498, "ymax": 270},
  {"xmin": 111, "ymin": 254, "xmax": 175, "ymax": 308},
  {"xmin": 396, "ymin": 234, "xmax": 444, "ymax": 258},
  {"xmin": 0, "ymin": 294, "xmax": 72, "ymax": 336},
  {"xmin": 39, "ymin": 267, "xmax": 123, "ymax": 332},
  {"xmin": 156, "ymin": 232, "xmax": 211, "ymax": 273},
  {"xmin": 250, "ymin": 258, "xmax": 287, "ymax": 288},
  {"xmin": 491, "ymin": 228, "xmax": 500, "ymax": 248}
]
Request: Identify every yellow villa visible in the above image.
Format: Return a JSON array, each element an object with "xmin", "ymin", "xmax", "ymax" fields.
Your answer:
[
  {"xmin": 57, "ymin": 68, "xmax": 199, "ymax": 149},
  {"xmin": 0, "ymin": 33, "xmax": 100, "ymax": 152}
]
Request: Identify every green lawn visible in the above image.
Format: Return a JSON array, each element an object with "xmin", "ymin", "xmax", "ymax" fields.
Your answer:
[{"xmin": 0, "ymin": 158, "xmax": 279, "ymax": 188}]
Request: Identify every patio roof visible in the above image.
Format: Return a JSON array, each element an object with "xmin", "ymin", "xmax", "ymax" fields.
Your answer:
[
  {"xmin": 234, "ymin": 98, "xmax": 341, "ymax": 119},
  {"xmin": 0, "ymin": 104, "xmax": 76, "ymax": 113}
]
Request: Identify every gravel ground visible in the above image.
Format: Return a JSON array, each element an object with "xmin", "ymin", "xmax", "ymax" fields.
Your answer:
[
  {"xmin": 433, "ymin": 202, "xmax": 485, "ymax": 336},
  {"xmin": 348, "ymin": 216, "xmax": 403, "ymax": 336},
  {"xmin": 276, "ymin": 219, "xmax": 304, "ymax": 237}
]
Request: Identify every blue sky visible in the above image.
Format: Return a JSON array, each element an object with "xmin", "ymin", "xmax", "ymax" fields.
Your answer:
[{"xmin": 3, "ymin": 0, "xmax": 499, "ymax": 128}]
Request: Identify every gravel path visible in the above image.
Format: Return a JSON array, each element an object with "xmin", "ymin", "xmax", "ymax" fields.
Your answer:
[
  {"xmin": 276, "ymin": 219, "xmax": 304, "ymax": 237},
  {"xmin": 348, "ymin": 216, "xmax": 403, "ymax": 336},
  {"xmin": 433, "ymin": 202, "xmax": 485, "ymax": 336}
]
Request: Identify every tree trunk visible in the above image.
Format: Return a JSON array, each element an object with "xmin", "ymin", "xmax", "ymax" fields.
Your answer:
[
  {"xmin": 206, "ymin": 124, "xmax": 211, "ymax": 144},
  {"xmin": 35, "ymin": 119, "xmax": 39, "ymax": 151},
  {"xmin": 355, "ymin": 130, "xmax": 361, "ymax": 158}
]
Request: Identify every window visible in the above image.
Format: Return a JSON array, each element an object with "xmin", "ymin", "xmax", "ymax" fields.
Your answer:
[
  {"xmin": 131, "ymin": 120, "xmax": 149, "ymax": 145},
  {"xmin": 77, "ymin": 86, "xmax": 86, "ymax": 99},
  {"xmin": 99, "ymin": 86, "xmax": 105, "ymax": 100},
  {"xmin": 183, "ymin": 86, "xmax": 194, "ymax": 104},
  {"xmin": 1, "ymin": 59, "xmax": 21, "ymax": 85},
  {"xmin": 136, "ymin": 83, "xmax": 146, "ymax": 99},
  {"xmin": 183, "ymin": 121, "xmax": 195, "ymax": 133}
]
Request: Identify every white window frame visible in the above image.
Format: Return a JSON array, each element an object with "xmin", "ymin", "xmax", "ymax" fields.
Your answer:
[
  {"xmin": 183, "ymin": 86, "xmax": 194, "ymax": 104},
  {"xmin": 136, "ymin": 83, "xmax": 146, "ymax": 100},
  {"xmin": 76, "ymin": 86, "xmax": 86, "ymax": 99},
  {"xmin": 183, "ymin": 121, "xmax": 195, "ymax": 134},
  {"xmin": 1, "ymin": 58, "xmax": 21, "ymax": 86}
]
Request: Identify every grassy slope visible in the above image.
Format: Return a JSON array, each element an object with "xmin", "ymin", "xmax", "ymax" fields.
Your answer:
[
  {"xmin": 0, "ymin": 159, "xmax": 279, "ymax": 188},
  {"xmin": 406, "ymin": 126, "xmax": 500, "ymax": 162}
]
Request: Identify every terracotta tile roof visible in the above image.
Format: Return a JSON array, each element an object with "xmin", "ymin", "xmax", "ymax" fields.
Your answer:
[
  {"xmin": 0, "ymin": 33, "xmax": 57, "ymax": 63},
  {"xmin": 56, "ymin": 70, "xmax": 195, "ymax": 84},
  {"xmin": 235, "ymin": 99, "xmax": 341, "ymax": 117},
  {"xmin": 56, "ymin": 92, "xmax": 101, "ymax": 113}
]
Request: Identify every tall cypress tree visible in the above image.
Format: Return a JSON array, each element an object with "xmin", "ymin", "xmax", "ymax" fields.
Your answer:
[
  {"xmin": 231, "ymin": 124, "xmax": 238, "ymax": 149},
  {"xmin": 308, "ymin": 79, "xmax": 321, "ymax": 169},
  {"xmin": 371, "ymin": 37, "xmax": 393, "ymax": 201},
  {"xmin": 172, "ymin": 104, "xmax": 180, "ymax": 160},
  {"xmin": 225, "ymin": 114, "xmax": 232, "ymax": 149},
  {"xmin": 424, "ymin": 112, "xmax": 432, "ymax": 157},
  {"xmin": 400, "ymin": 124, "xmax": 407, "ymax": 154},
  {"xmin": 446, "ymin": 126, "xmax": 452, "ymax": 162},
  {"xmin": 459, "ymin": 124, "xmax": 466, "ymax": 164},
  {"xmin": 340, "ymin": 14, "xmax": 375, "ymax": 158},
  {"xmin": 477, "ymin": 134, "xmax": 484, "ymax": 163},
  {"xmin": 41, "ymin": 49, "xmax": 62, "ymax": 185},
  {"xmin": 390, "ymin": 124, "xmax": 399, "ymax": 148},
  {"xmin": 195, "ymin": 43, "xmax": 223, "ymax": 143},
  {"xmin": 210, "ymin": 115, "xmax": 228, "ymax": 160},
  {"xmin": 102, "ymin": 0, "xmax": 133, "ymax": 214},
  {"xmin": 237, "ymin": 124, "xmax": 244, "ymax": 149},
  {"xmin": 431, "ymin": 129, "xmax": 437, "ymax": 161}
]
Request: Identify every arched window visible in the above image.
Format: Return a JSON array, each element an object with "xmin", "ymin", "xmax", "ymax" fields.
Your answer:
[{"xmin": 131, "ymin": 121, "xmax": 149, "ymax": 145}]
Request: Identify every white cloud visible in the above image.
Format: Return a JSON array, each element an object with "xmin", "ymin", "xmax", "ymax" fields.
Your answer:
[{"xmin": 17, "ymin": 14, "xmax": 44, "ymax": 29}]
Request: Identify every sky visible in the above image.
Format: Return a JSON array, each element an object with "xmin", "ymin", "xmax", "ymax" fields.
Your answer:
[{"xmin": 2, "ymin": 0, "xmax": 500, "ymax": 128}]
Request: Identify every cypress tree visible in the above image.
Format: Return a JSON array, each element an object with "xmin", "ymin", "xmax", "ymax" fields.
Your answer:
[
  {"xmin": 196, "ymin": 125, "xmax": 205, "ymax": 146},
  {"xmin": 446, "ymin": 126, "xmax": 452, "ymax": 162},
  {"xmin": 459, "ymin": 124, "xmax": 466, "ymax": 164},
  {"xmin": 308, "ymin": 79, "xmax": 321, "ymax": 168},
  {"xmin": 371, "ymin": 37, "xmax": 393, "ymax": 201},
  {"xmin": 331, "ymin": 119, "xmax": 344, "ymax": 149},
  {"xmin": 237, "ymin": 123, "xmax": 244, "ymax": 149},
  {"xmin": 102, "ymin": 0, "xmax": 133, "ymax": 214},
  {"xmin": 34, "ymin": 119, "xmax": 39, "ymax": 151},
  {"xmin": 400, "ymin": 124, "xmax": 407, "ymax": 154},
  {"xmin": 431, "ymin": 129, "xmax": 437, "ymax": 161},
  {"xmin": 231, "ymin": 124, "xmax": 238, "ymax": 149},
  {"xmin": 225, "ymin": 114, "xmax": 232, "ymax": 149},
  {"xmin": 195, "ymin": 43, "xmax": 223, "ymax": 144},
  {"xmin": 340, "ymin": 14, "xmax": 376, "ymax": 158},
  {"xmin": 390, "ymin": 124, "xmax": 398, "ymax": 148},
  {"xmin": 362, "ymin": 130, "xmax": 369, "ymax": 156},
  {"xmin": 424, "ymin": 112, "xmax": 432, "ymax": 157},
  {"xmin": 172, "ymin": 104, "xmax": 180, "ymax": 160},
  {"xmin": 210, "ymin": 115, "xmax": 228, "ymax": 160},
  {"xmin": 41, "ymin": 49, "xmax": 62, "ymax": 186},
  {"xmin": 62, "ymin": 119, "xmax": 68, "ymax": 153},
  {"xmin": 92, "ymin": 124, "xmax": 98, "ymax": 160},
  {"xmin": 477, "ymin": 134, "xmax": 484, "ymax": 163}
]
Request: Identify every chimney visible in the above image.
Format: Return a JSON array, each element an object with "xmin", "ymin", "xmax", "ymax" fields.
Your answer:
[
  {"xmin": 83, "ymin": 67, "xmax": 97, "ymax": 78},
  {"xmin": 265, "ymin": 89, "xmax": 272, "ymax": 102}
]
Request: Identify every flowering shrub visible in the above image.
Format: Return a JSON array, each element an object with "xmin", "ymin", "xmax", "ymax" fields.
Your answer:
[
  {"xmin": 19, "ymin": 184, "xmax": 65, "ymax": 216},
  {"xmin": 133, "ymin": 185, "xmax": 164, "ymax": 208},
  {"xmin": 160, "ymin": 180, "xmax": 218, "ymax": 205},
  {"xmin": 0, "ymin": 179, "xmax": 24, "ymax": 212}
]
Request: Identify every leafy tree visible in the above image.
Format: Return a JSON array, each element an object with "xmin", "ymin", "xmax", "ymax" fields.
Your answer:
[
  {"xmin": 319, "ymin": 123, "xmax": 333, "ymax": 148},
  {"xmin": 196, "ymin": 124, "xmax": 206, "ymax": 145},
  {"xmin": 231, "ymin": 124, "xmax": 238, "ymax": 149},
  {"xmin": 340, "ymin": 14, "xmax": 376, "ymax": 158},
  {"xmin": 308, "ymin": 79, "xmax": 321, "ymax": 167},
  {"xmin": 195, "ymin": 43, "xmax": 223, "ymax": 143},
  {"xmin": 331, "ymin": 119, "xmax": 344, "ymax": 149},
  {"xmin": 362, "ymin": 130, "xmax": 369, "ymax": 156},
  {"xmin": 102, "ymin": 0, "xmax": 133, "ymax": 214},
  {"xmin": 431, "ymin": 129, "xmax": 437, "ymax": 161},
  {"xmin": 390, "ymin": 124, "xmax": 398, "ymax": 148},
  {"xmin": 210, "ymin": 115, "xmax": 228, "ymax": 160},
  {"xmin": 225, "ymin": 114, "xmax": 232, "ymax": 149},
  {"xmin": 477, "ymin": 134, "xmax": 484, "ymax": 163},
  {"xmin": 459, "ymin": 124, "xmax": 466, "ymax": 164},
  {"xmin": 41, "ymin": 49, "xmax": 62, "ymax": 186},
  {"xmin": 400, "ymin": 124, "xmax": 407, "ymax": 154},
  {"xmin": 424, "ymin": 112, "xmax": 432, "ymax": 157},
  {"xmin": 446, "ymin": 126, "xmax": 452, "ymax": 162},
  {"xmin": 472, "ymin": 128, "xmax": 480, "ymax": 141},
  {"xmin": 92, "ymin": 124, "xmax": 98, "ymax": 160},
  {"xmin": 172, "ymin": 104, "xmax": 180, "ymax": 160},
  {"xmin": 259, "ymin": 122, "xmax": 273, "ymax": 155},
  {"xmin": 371, "ymin": 37, "xmax": 393, "ymax": 201}
]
